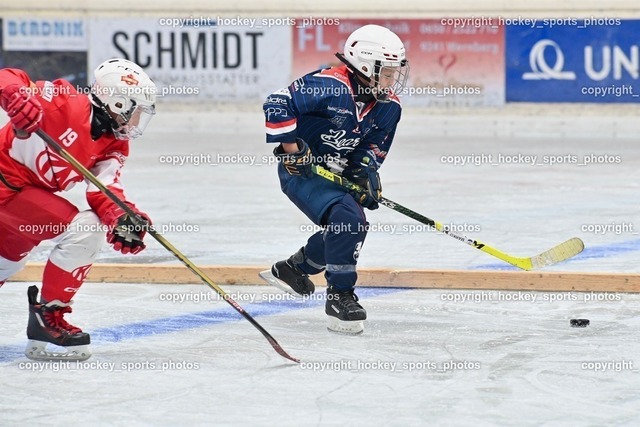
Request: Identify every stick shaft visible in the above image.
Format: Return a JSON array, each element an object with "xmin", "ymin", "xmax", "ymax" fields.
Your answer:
[
  {"xmin": 311, "ymin": 164, "xmax": 582, "ymax": 270},
  {"xmin": 36, "ymin": 129, "xmax": 299, "ymax": 363}
]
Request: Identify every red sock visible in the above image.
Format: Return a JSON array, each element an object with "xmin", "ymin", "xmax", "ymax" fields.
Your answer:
[{"xmin": 41, "ymin": 260, "xmax": 92, "ymax": 303}]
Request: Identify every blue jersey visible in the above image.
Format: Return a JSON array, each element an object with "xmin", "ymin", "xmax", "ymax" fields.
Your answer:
[{"xmin": 263, "ymin": 65, "xmax": 401, "ymax": 169}]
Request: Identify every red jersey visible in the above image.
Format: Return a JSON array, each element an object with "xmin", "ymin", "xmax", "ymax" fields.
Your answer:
[{"xmin": 0, "ymin": 68, "xmax": 137, "ymax": 225}]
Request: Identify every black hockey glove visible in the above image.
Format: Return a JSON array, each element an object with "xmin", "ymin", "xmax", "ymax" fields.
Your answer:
[
  {"xmin": 107, "ymin": 213, "xmax": 151, "ymax": 255},
  {"xmin": 342, "ymin": 154, "xmax": 382, "ymax": 210},
  {"xmin": 273, "ymin": 138, "xmax": 313, "ymax": 178}
]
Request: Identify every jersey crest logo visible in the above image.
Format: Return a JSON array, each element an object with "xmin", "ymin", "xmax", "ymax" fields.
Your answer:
[
  {"xmin": 41, "ymin": 81, "xmax": 55, "ymax": 102},
  {"xmin": 36, "ymin": 149, "xmax": 82, "ymax": 190},
  {"xmin": 329, "ymin": 115, "xmax": 347, "ymax": 128},
  {"xmin": 320, "ymin": 129, "xmax": 360, "ymax": 151}
]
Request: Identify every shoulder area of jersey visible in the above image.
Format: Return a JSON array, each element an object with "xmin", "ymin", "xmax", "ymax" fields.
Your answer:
[
  {"xmin": 315, "ymin": 65, "xmax": 351, "ymax": 86},
  {"xmin": 382, "ymin": 92, "xmax": 402, "ymax": 107},
  {"xmin": 312, "ymin": 65, "xmax": 403, "ymax": 108},
  {"xmin": 28, "ymin": 79, "xmax": 82, "ymax": 105}
]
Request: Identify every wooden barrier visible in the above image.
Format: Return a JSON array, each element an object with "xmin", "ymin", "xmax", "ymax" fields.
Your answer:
[{"xmin": 10, "ymin": 263, "xmax": 640, "ymax": 293}]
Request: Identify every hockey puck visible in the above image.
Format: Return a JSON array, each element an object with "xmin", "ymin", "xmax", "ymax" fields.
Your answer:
[{"xmin": 570, "ymin": 319, "xmax": 590, "ymax": 328}]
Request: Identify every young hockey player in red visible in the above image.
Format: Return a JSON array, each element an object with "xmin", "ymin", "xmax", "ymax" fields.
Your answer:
[{"xmin": 0, "ymin": 58, "xmax": 156, "ymax": 360}]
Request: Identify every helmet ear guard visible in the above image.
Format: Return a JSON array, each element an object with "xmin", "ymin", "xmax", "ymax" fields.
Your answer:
[
  {"xmin": 357, "ymin": 62, "xmax": 373, "ymax": 78},
  {"xmin": 90, "ymin": 95, "xmax": 119, "ymax": 140},
  {"xmin": 335, "ymin": 52, "xmax": 373, "ymax": 84}
]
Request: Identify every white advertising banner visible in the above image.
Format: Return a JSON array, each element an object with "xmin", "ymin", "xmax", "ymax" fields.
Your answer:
[{"xmin": 88, "ymin": 17, "xmax": 291, "ymax": 101}]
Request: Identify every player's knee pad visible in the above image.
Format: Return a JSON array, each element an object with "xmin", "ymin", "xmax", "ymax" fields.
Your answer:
[{"xmin": 49, "ymin": 210, "xmax": 104, "ymax": 270}]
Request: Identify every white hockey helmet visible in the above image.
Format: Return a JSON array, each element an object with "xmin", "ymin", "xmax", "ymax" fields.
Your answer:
[
  {"xmin": 91, "ymin": 58, "xmax": 156, "ymax": 140},
  {"xmin": 338, "ymin": 24, "xmax": 409, "ymax": 102}
]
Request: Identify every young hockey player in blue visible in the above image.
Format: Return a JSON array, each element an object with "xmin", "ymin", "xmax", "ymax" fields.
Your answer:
[{"xmin": 260, "ymin": 25, "xmax": 409, "ymax": 334}]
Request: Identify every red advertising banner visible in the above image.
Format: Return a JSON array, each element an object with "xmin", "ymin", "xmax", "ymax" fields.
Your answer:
[{"xmin": 293, "ymin": 19, "xmax": 504, "ymax": 106}]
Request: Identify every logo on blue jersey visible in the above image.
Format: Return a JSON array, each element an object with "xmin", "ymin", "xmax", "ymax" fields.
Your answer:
[
  {"xmin": 320, "ymin": 129, "xmax": 360, "ymax": 151},
  {"xmin": 265, "ymin": 106, "xmax": 288, "ymax": 120},
  {"xmin": 329, "ymin": 115, "xmax": 347, "ymax": 128}
]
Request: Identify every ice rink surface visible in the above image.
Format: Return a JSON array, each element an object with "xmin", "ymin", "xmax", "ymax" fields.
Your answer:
[{"xmin": 2, "ymin": 106, "xmax": 640, "ymax": 426}]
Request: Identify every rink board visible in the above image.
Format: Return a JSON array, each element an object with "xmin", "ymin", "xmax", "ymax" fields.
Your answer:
[{"xmin": 11, "ymin": 263, "xmax": 640, "ymax": 293}]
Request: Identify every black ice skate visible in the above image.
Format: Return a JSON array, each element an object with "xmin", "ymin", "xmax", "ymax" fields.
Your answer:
[
  {"xmin": 259, "ymin": 250, "xmax": 316, "ymax": 297},
  {"xmin": 25, "ymin": 285, "xmax": 91, "ymax": 361},
  {"xmin": 325, "ymin": 288, "xmax": 367, "ymax": 334}
]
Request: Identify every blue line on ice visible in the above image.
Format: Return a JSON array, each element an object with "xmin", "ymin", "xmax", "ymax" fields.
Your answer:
[
  {"xmin": 469, "ymin": 238, "xmax": 640, "ymax": 270},
  {"xmin": 0, "ymin": 287, "xmax": 403, "ymax": 364}
]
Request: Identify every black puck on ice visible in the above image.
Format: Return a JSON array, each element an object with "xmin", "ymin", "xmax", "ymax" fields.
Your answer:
[{"xmin": 570, "ymin": 319, "xmax": 590, "ymax": 328}]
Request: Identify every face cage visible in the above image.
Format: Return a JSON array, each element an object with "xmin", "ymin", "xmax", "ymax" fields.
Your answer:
[
  {"xmin": 372, "ymin": 60, "xmax": 410, "ymax": 102},
  {"xmin": 112, "ymin": 104, "xmax": 156, "ymax": 140}
]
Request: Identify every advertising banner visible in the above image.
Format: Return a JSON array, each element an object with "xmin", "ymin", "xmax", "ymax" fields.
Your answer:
[
  {"xmin": 89, "ymin": 17, "xmax": 291, "ymax": 101},
  {"xmin": 506, "ymin": 18, "xmax": 639, "ymax": 102},
  {"xmin": 0, "ymin": 18, "xmax": 88, "ymax": 87},
  {"xmin": 2, "ymin": 18, "xmax": 87, "ymax": 51},
  {"xmin": 293, "ymin": 18, "xmax": 505, "ymax": 107}
]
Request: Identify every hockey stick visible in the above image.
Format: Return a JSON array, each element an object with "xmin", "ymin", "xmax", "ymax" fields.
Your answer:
[
  {"xmin": 312, "ymin": 164, "xmax": 584, "ymax": 270},
  {"xmin": 36, "ymin": 129, "xmax": 299, "ymax": 363}
]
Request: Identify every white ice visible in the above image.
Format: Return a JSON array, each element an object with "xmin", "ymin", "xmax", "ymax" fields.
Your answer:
[{"xmin": 2, "ymin": 106, "xmax": 640, "ymax": 426}]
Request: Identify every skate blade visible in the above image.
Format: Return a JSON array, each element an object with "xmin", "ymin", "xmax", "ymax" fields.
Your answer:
[
  {"xmin": 327, "ymin": 317, "xmax": 364, "ymax": 335},
  {"xmin": 259, "ymin": 270, "xmax": 304, "ymax": 298},
  {"xmin": 25, "ymin": 340, "xmax": 91, "ymax": 362}
]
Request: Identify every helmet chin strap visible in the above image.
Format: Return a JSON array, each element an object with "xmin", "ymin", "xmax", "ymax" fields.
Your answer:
[
  {"xmin": 348, "ymin": 72, "xmax": 376, "ymax": 103},
  {"xmin": 90, "ymin": 95, "xmax": 119, "ymax": 140},
  {"xmin": 335, "ymin": 52, "xmax": 377, "ymax": 103}
]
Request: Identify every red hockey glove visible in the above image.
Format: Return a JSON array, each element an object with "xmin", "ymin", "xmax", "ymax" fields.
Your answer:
[
  {"xmin": 0, "ymin": 84, "xmax": 43, "ymax": 139},
  {"xmin": 107, "ymin": 213, "xmax": 152, "ymax": 255}
]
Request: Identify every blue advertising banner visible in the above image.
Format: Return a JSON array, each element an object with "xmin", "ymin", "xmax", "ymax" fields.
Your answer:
[
  {"xmin": 2, "ymin": 18, "xmax": 87, "ymax": 51},
  {"xmin": 506, "ymin": 19, "xmax": 640, "ymax": 102},
  {"xmin": 0, "ymin": 18, "xmax": 87, "ymax": 86}
]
